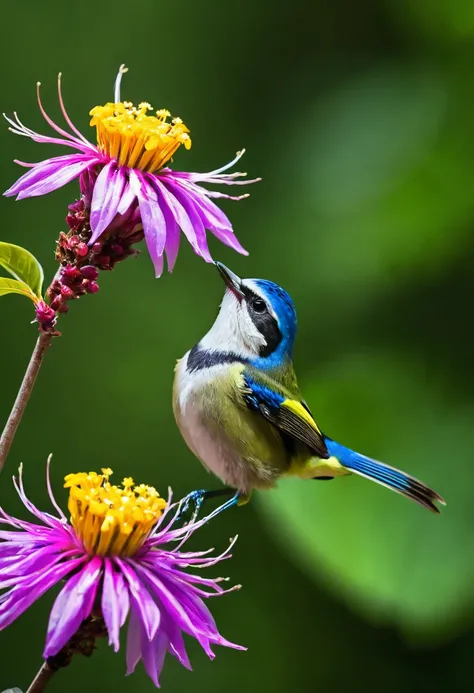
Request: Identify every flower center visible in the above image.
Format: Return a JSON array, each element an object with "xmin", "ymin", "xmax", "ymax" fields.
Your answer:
[
  {"xmin": 64, "ymin": 469, "xmax": 167, "ymax": 556},
  {"xmin": 89, "ymin": 101, "xmax": 191, "ymax": 172}
]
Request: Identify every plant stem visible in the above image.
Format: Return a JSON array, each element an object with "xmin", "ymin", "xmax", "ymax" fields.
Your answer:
[
  {"xmin": 25, "ymin": 662, "xmax": 57, "ymax": 693},
  {"xmin": 0, "ymin": 332, "xmax": 53, "ymax": 473}
]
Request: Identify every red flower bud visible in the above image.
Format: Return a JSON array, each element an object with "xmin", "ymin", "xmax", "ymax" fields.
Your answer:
[
  {"xmin": 60, "ymin": 285, "xmax": 74, "ymax": 298},
  {"xmin": 98, "ymin": 255, "xmax": 110, "ymax": 268},
  {"xmin": 62, "ymin": 265, "xmax": 82, "ymax": 284},
  {"xmin": 86, "ymin": 281, "xmax": 100, "ymax": 294},
  {"xmin": 76, "ymin": 242, "xmax": 89, "ymax": 257},
  {"xmin": 81, "ymin": 265, "xmax": 99, "ymax": 280},
  {"xmin": 111, "ymin": 244, "xmax": 124, "ymax": 256},
  {"xmin": 35, "ymin": 300, "xmax": 56, "ymax": 323},
  {"xmin": 67, "ymin": 235, "xmax": 80, "ymax": 249}
]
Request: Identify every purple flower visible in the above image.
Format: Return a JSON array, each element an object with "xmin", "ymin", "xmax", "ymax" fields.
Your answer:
[
  {"xmin": 4, "ymin": 65, "xmax": 260, "ymax": 277},
  {"xmin": 0, "ymin": 462, "xmax": 243, "ymax": 686}
]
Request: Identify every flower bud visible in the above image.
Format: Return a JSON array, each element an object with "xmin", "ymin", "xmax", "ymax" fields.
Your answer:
[
  {"xmin": 97, "ymin": 255, "xmax": 110, "ymax": 268},
  {"xmin": 111, "ymin": 244, "xmax": 124, "ymax": 256},
  {"xmin": 76, "ymin": 242, "xmax": 89, "ymax": 257},
  {"xmin": 81, "ymin": 265, "xmax": 99, "ymax": 280},
  {"xmin": 35, "ymin": 300, "xmax": 56, "ymax": 323},
  {"xmin": 60, "ymin": 285, "xmax": 74, "ymax": 299},
  {"xmin": 67, "ymin": 235, "xmax": 80, "ymax": 249},
  {"xmin": 62, "ymin": 265, "xmax": 82, "ymax": 284},
  {"xmin": 86, "ymin": 281, "xmax": 100, "ymax": 294}
]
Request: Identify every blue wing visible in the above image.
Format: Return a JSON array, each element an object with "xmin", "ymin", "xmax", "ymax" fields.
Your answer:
[
  {"xmin": 241, "ymin": 375, "xmax": 445, "ymax": 512},
  {"xmin": 242, "ymin": 374, "xmax": 329, "ymax": 459}
]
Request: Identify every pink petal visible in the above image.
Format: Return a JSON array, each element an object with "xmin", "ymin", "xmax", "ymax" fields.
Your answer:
[
  {"xmin": 0, "ymin": 544, "xmax": 71, "ymax": 580},
  {"xmin": 140, "ymin": 620, "xmax": 167, "ymax": 687},
  {"xmin": 4, "ymin": 155, "xmax": 97, "ymax": 199},
  {"xmin": 102, "ymin": 558, "xmax": 130, "ymax": 652},
  {"xmin": 0, "ymin": 556, "xmax": 85, "ymax": 630},
  {"xmin": 173, "ymin": 179, "xmax": 248, "ymax": 255},
  {"xmin": 44, "ymin": 557, "xmax": 102, "ymax": 656},
  {"xmin": 159, "ymin": 180, "xmax": 213, "ymax": 263},
  {"xmin": 162, "ymin": 610, "xmax": 192, "ymax": 670},
  {"xmin": 152, "ymin": 178, "xmax": 181, "ymax": 272},
  {"xmin": 116, "ymin": 558, "xmax": 161, "ymax": 642},
  {"xmin": 129, "ymin": 170, "xmax": 166, "ymax": 277},
  {"xmin": 117, "ymin": 179, "xmax": 136, "ymax": 215},
  {"xmin": 4, "ymin": 112, "xmax": 95, "ymax": 154},
  {"xmin": 57, "ymin": 73, "xmax": 93, "ymax": 147},
  {"xmin": 89, "ymin": 162, "xmax": 126, "ymax": 243},
  {"xmin": 132, "ymin": 563, "xmax": 211, "ymax": 652},
  {"xmin": 14, "ymin": 468, "xmax": 66, "ymax": 532},
  {"xmin": 126, "ymin": 607, "xmax": 142, "ymax": 675},
  {"xmin": 165, "ymin": 150, "xmax": 251, "ymax": 183}
]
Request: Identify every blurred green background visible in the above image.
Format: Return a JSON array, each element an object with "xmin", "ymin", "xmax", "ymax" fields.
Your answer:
[{"xmin": 1, "ymin": 0, "xmax": 474, "ymax": 690}]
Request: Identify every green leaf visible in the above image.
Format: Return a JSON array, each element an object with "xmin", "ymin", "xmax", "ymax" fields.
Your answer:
[
  {"xmin": 0, "ymin": 277, "xmax": 37, "ymax": 301},
  {"xmin": 0, "ymin": 242, "xmax": 43, "ymax": 298},
  {"xmin": 257, "ymin": 353, "xmax": 474, "ymax": 643}
]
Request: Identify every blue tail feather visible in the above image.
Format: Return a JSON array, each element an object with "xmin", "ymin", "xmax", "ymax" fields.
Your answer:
[{"xmin": 324, "ymin": 438, "xmax": 445, "ymax": 513}]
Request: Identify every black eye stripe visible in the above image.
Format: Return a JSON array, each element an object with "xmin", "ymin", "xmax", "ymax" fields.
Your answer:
[
  {"xmin": 253, "ymin": 313, "xmax": 282, "ymax": 357},
  {"xmin": 241, "ymin": 286, "xmax": 269, "ymax": 311},
  {"xmin": 252, "ymin": 298, "xmax": 266, "ymax": 313},
  {"xmin": 241, "ymin": 286, "xmax": 281, "ymax": 357}
]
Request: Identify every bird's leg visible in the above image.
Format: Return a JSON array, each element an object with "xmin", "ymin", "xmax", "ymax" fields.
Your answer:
[{"xmin": 177, "ymin": 488, "xmax": 243, "ymax": 524}]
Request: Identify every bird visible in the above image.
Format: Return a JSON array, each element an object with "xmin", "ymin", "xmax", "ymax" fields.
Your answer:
[{"xmin": 173, "ymin": 262, "xmax": 445, "ymax": 518}]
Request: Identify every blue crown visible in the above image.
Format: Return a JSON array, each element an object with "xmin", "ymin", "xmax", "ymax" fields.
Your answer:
[{"xmin": 252, "ymin": 279, "xmax": 297, "ymax": 366}]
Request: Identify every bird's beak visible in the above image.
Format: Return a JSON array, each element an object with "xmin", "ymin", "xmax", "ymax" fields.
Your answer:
[{"xmin": 215, "ymin": 262, "xmax": 245, "ymax": 300}]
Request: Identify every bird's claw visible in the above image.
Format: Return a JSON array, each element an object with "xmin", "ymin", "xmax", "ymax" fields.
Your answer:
[{"xmin": 177, "ymin": 489, "xmax": 207, "ymax": 525}]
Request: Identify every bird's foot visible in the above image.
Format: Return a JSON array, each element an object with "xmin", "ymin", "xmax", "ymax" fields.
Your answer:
[
  {"xmin": 177, "ymin": 488, "xmax": 242, "ymax": 525},
  {"xmin": 177, "ymin": 489, "xmax": 208, "ymax": 525}
]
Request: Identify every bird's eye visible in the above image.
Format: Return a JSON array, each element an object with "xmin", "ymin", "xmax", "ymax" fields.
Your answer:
[{"xmin": 252, "ymin": 298, "xmax": 267, "ymax": 313}]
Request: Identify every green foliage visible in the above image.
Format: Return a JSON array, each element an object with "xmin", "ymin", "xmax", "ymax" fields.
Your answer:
[
  {"xmin": 0, "ymin": 242, "xmax": 43, "ymax": 301},
  {"xmin": 0, "ymin": 277, "xmax": 37, "ymax": 301}
]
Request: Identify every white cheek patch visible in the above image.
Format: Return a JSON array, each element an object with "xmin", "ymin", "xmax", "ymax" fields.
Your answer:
[
  {"xmin": 238, "ymin": 302, "xmax": 266, "ymax": 353},
  {"xmin": 200, "ymin": 289, "xmax": 266, "ymax": 358}
]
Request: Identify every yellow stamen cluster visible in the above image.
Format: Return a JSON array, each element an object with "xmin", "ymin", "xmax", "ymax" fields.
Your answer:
[
  {"xmin": 64, "ymin": 469, "xmax": 167, "ymax": 557},
  {"xmin": 89, "ymin": 101, "xmax": 192, "ymax": 172}
]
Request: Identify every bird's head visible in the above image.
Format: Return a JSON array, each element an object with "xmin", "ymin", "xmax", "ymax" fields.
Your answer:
[{"xmin": 199, "ymin": 262, "xmax": 297, "ymax": 367}]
